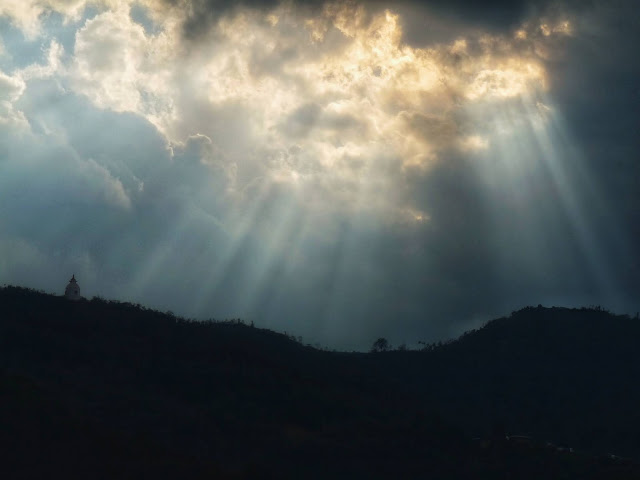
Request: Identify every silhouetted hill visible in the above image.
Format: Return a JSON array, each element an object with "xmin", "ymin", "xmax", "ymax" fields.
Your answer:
[
  {"xmin": 1, "ymin": 286, "xmax": 639, "ymax": 478},
  {"xmin": 405, "ymin": 306, "xmax": 640, "ymax": 459}
]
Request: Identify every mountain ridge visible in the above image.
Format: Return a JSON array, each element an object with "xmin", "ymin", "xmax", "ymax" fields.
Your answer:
[{"xmin": 1, "ymin": 285, "xmax": 640, "ymax": 478}]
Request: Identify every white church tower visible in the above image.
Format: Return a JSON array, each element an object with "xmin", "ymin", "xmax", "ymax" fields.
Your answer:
[{"xmin": 65, "ymin": 274, "xmax": 81, "ymax": 300}]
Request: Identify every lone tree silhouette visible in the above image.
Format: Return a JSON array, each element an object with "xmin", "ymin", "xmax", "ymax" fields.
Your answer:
[{"xmin": 371, "ymin": 337, "xmax": 390, "ymax": 353}]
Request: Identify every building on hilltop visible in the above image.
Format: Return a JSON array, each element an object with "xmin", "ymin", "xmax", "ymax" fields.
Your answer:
[{"xmin": 65, "ymin": 274, "xmax": 81, "ymax": 300}]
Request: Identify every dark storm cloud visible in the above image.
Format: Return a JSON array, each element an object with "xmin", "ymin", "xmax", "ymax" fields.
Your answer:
[
  {"xmin": 393, "ymin": 0, "xmax": 597, "ymax": 47},
  {"xmin": 160, "ymin": 0, "xmax": 305, "ymax": 39},
  {"xmin": 404, "ymin": 0, "xmax": 592, "ymax": 26},
  {"xmin": 167, "ymin": 0, "xmax": 559, "ymax": 41}
]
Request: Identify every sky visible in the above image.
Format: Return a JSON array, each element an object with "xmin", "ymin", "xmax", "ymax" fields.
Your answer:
[{"xmin": 0, "ymin": 0, "xmax": 638, "ymax": 350}]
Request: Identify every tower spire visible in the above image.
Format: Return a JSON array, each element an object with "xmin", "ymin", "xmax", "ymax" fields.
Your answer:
[{"xmin": 65, "ymin": 274, "xmax": 81, "ymax": 300}]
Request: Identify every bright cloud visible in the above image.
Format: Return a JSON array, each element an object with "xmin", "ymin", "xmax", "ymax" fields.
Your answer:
[
  {"xmin": 0, "ymin": 1, "xmax": 570, "ymax": 197},
  {"xmin": 0, "ymin": 0, "xmax": 88, "ymax": 38}
]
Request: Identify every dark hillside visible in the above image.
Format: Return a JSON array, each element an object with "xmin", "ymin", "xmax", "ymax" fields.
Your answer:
[
  {"xmin": 1, "ymin": 287, "xmax": 640, "ymax": 478},
  {"xmin": 381, "ymin": 306, "xmax": 640, "ymax": 458},
  {"xmin": 0, "ymin": 287, "xmax": 458, "ymax": 478}
]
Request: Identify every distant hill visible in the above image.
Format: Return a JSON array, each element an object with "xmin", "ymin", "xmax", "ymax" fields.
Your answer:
[
  {"xmin": 1, "ymin": 286, "xmax": 639, "ymax": 479},
  {"xmin": 402, "ymin": 306, "xmax": 640, "ymax": 459}
]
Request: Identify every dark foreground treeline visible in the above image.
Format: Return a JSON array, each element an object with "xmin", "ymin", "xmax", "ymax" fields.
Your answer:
[{"xmin": 1, "ymin": 286, "xmax": 639, "ymax": 479}]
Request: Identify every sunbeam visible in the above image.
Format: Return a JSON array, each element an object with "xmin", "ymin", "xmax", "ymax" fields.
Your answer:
[{"xmin": 468, "ymin": 86, "xmax": 627, "ymax": 311}]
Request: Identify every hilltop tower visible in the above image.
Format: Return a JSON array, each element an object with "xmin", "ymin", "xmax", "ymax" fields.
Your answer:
[{"xmin": 65, "ymin": 274, "xmax": 81, "ymax": 300}]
